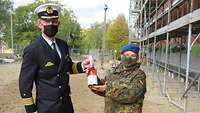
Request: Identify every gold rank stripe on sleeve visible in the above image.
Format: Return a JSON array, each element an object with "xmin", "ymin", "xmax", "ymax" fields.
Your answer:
[
  {"xmin": 22, "ymin": 97, "xmax": 34, "ymax": 106},
  {"xmin": 72, "ymin": 63, "xmax": 79, "ymax": 74}
]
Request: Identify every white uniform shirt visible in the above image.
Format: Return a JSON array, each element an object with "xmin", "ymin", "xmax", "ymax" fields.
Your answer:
[{"xmin": 42, "ymin": 34, "xmax": 61, "ymax": 59}]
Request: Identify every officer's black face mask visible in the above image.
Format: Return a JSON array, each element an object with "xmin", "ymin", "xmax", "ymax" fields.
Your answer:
[
  {"xmin": 43, "ymin": 25, "xmax": 58, "ymax": 37},
  {"xmin": 121, "ymin": 55, "xmax": 138, "ymax": 68}
]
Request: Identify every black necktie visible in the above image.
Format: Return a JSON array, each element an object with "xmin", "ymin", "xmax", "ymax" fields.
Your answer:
[
  {"xmin": 52, "ymin": 43, "xmax": 60, "ymax": 62},
  {"xmin": 52, "ymin": 43, "xmax": 57, "ymax": 51}
]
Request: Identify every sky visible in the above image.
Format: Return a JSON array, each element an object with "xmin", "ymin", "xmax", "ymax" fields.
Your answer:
[{"xmin": 13, "ymin": 0, "xmax": 130, "ymax": 28}]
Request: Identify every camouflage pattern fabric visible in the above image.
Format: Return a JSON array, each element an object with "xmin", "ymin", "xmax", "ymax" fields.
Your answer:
[{"xmin": 93, "ymin": 63, "xmax": 146, "ymax": 113}]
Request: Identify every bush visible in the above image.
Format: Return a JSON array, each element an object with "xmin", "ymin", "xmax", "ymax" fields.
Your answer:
[{"xmin": 191, "ymin": 45, "xmax": 200, "ymax": 57}]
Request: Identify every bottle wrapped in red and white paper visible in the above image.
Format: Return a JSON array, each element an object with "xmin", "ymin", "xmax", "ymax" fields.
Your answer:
[{"xmin": 87, "ymin": 55, "xmax": 98, "ymax": 86}]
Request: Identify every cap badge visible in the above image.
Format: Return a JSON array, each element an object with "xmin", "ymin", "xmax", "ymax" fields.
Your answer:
[{"xmin": 46, "ymin": 6, "xmax": 53, "ymax": 14}]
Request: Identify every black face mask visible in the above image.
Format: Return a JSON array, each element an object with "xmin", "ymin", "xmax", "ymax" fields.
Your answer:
[{"xmin": 43, "ymin": 25, "xmax": 58, "ymax": 37}]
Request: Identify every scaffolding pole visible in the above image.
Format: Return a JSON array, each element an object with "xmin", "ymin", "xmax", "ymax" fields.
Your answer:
[
  {"xmin": 153, "ymin": 36, "xmax": 156, "ymax": 86},
  {"xmin": 144, "ymin": 2, "xmax": 147, "ymax": 37},
  {"xmin": 178, "ymin": 38, "xmax": 182, "ymax": 81},
  {"xmin": 163, "ymin": 32, "xmax": 169, "ymax": 96},
  {"xmin": 146, "ymin": 0, "xmax": 151, "ymax": 72},
  {"xmin": 129, "ymin": 0, "xmax": 132, "ymax": 43},
  {"xmin": 143, "ymin": 41, "xmax": 145, "ymax": 60},
  {"xmin": 152, "ymin": 0, "xmax": 158, "ymax": 86},
  {"xmin": 147, "ymin": 38, "xmax": 150, "ymax": 72},
  {"xmin": 141, "ymin": 0, "xmax": 143, "ymax": 37},
  {"xmin": 184, "ymin": 0, "xmax": 194, "ymax": 112},
  {"xmin": 163, "ymin": 0, "xmax": 171, "ymax": 96},
  {"xmin": 184, "ymin": 23, "xmax": 192, "ymax": 113},
  {"xmin": 139, "ymin": 41, "xmax": 142, "ymax": 61}
]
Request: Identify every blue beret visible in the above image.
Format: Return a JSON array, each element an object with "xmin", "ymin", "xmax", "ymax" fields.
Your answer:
[{"xmin": 120, "ymin": 43, "xmax": 140, "ymax": 54}]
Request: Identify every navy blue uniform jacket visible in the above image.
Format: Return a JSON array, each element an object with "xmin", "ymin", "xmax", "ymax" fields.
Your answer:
[{"xmin": 19, "ymin": 36, "xmax": 84, "ymax": 113}]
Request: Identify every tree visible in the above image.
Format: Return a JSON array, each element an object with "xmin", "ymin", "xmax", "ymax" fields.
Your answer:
[
  {"xmin": 3, "ymin": 0, "xmax": 82, "ymax": 51},
  {"xmin": 0, "ymin": 0, "xmax": 13, "ymax": 26},
  {"xmin": 81, "ymin": 22, "xmax": 104, "ymax": 50},
  {"xmin": 106, "ymin": 14, "xmax": 129, "ymax": 59},
  {"xmin": 12, "ymin": 2, "xmax": 40, "ymax": 47},
  {"xmin": 57, "ymin": 9, "xmax": 82, "ymax": 48},
  {"xmin": 0, "ymin": 0, "xmax": 13, "ymax": 45}
]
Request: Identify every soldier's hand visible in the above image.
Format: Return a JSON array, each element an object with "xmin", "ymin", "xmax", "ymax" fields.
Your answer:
[{"xmin": 90, "ymin": 82, "xmax": 107, "ymax": 92}]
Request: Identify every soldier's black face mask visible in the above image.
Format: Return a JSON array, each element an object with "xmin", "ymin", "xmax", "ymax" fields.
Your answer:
[
  {"xmin": 121, "ymin": 55, "xmax": 138, "ymax": 67},
  {"xmin": 43, "ymin": 25, "xmax": 58, "ymax": 37}
]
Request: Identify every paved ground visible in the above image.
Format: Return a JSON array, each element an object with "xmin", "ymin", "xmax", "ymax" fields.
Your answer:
[
  {"xmin": 142, "ymin": 72, "xmax": 182, "ymax": 113},
  {"xmin": 0, "ymin": 63, "xmax": 199, "ymax": 113}
]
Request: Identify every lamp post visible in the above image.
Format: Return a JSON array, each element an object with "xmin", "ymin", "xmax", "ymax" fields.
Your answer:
[
  {"xmin": 0, "ymin": 31, "xmax": 3, "ymax": 53},
  {"xmin": 100, "ymin": 4, "xmax": 108, "ymax": 69},
  {"xmin": 10, "ymin": 11, "xmax": 14, "ymax": 55}
]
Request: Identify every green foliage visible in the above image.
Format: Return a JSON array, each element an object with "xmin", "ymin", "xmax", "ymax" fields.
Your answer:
[
  {"xmin": 81, "ymin": 14, "xmax": 129, "ymax": 59},
  {"xmin": 2, "ymin": 0, "xmax": 82, "ymax": 49},
  {"xmin": 81, "ymin": 22, "xmax": 103, "ymax": 49},
  {"xmin": 0, "ymin": 0, "xmax": 13, "ymax": 25},
  {"xmin": 11, "ymin": 2, "xmax": 40, "ymax": 46},
  {"xmin": 106, "ymin": 14, "xmax": 129, "ymax": 59},
  {"xmin": 57, "ymin": 9, "xmax": 82, "ymax": 48},
  {"xmin": 0, "ymin": 0, "xmax": 13, "ymax": 46},
  {"xmin": 191, "ymin": 45, "xmax": 200, "ymax": 57}
]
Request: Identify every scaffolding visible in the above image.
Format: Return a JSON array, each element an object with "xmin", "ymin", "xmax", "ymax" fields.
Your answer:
[
  {"xmin": 129, "ymin": 0, "xmax": 140, "ymax": 43},
  {"xmin": 129, "ymin": 0, "xmax": 200, "ymax": 113}
]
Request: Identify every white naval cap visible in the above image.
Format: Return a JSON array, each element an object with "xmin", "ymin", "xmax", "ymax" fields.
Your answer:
[{"xmin": 34, "ymin": 3, "xmax": 62, "ymax": 19}]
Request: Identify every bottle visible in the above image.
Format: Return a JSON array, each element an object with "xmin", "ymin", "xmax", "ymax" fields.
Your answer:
[
  {"xmin": 87, "ymin": 67, "xmax": 98, "ymax": 86},
  {"xmin": 87, "ymin": 55, "xmax": 98, "ymax": 86}
]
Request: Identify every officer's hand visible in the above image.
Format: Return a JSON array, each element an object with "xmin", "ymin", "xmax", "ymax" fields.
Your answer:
[
  {"xmin": 82, "ymin": 58, "xmax": 95, "ymax": 69},
  {"xmin": 90, "ymin": 82, "xmax": 107, "ymax": 92}
]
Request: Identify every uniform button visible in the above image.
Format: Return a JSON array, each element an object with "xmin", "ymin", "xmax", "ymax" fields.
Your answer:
[
  {"xmin": 23, "ymin": 94, "xmax": 26, "ymax": 96},
  {"xmin": 60, "ymin": 97, "xmax": 63, "ymax": 100},
  {"xmin": 59, "ymin": 86, "xmax": 62, "ymax": 88},
  {"xmin": 57, "ymin": 74, "xmax": 60, "ymax": 77},
  {"xmin": 67, "ymin": 72, "xmax": 70, "ymax": 75}
]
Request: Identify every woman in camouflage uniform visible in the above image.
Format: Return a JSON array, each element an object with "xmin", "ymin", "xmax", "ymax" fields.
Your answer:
[{"xmin": 90, "ymin": 43, "xmax": 146, "ymax": 113}]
